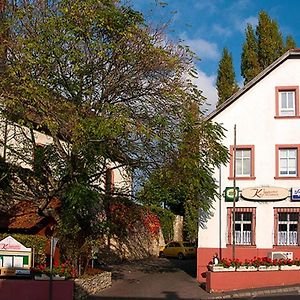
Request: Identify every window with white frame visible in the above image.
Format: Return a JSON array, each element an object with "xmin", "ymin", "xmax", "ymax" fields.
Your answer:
[
  {"xmin": 278, "ymin": 213, "xmax": 298, "ymax": 245},
  {"xmin": 279, "ymin": 90, "xmax": 296, "ymax": 116},
  {"xmin": 234, "ymin": 212, "xmax": 252, "ymax": 245},
  {"xmin": 279, "ymin": 148, "xmax": 297, "ymax": 176},
  {"xmin": 236, "ymin": 149, "xmax": 251, "ymax": 177}
]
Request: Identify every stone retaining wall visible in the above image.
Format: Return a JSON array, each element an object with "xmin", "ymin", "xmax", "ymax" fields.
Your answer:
[{"xmin": 74, "ymin": 271, "xmax": 112, "ymax": 300}]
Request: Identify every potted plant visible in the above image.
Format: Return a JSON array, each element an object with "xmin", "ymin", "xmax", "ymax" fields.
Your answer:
[
  {"xmin": 236, "ymin": 259, "xmax": 256, "ymax": 271},
  {"xmin": 257, "ymin": 257, "xmax": 279, "ymax": 271},
  {"xmin": 32, "ymin": 261, "xmax": 77, "ymax": 280},
  {"xmin": 219, "ymin": 258, "xmax": 236, "ymax": 271},
  {"xmin": 280, "ymin": 259, "xmax": 300, "ymax": 270}
]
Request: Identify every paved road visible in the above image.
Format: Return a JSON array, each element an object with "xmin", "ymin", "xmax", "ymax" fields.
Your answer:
[
  {"xmin": 89, "ymin": 257, "xmax": 300, "ymax": 300},
  {"xmin": 89, "ymin": 257, "xmax": 204, "ymax": 300}
]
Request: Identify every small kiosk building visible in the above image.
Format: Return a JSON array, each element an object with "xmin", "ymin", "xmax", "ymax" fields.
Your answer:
[{"xmin": 0, "ymin": 236, "xmax": 32, "ymax": 276}]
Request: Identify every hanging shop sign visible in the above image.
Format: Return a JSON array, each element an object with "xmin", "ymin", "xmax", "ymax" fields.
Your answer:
[
  {"xmin": 241, "ymin": 187, "xmax": 289, "ymax": 201},
  {"xmin": 291, "ymin": 188, "xmax": 300, "ymax": 201},
  {"xmin": 224, "ymin": 187, "xmax": 239, "ymax": 202}
]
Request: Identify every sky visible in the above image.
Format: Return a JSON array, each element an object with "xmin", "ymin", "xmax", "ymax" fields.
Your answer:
[{"xmin": 131, "ymin": 0, "xmax": 300, "ymax": 112}]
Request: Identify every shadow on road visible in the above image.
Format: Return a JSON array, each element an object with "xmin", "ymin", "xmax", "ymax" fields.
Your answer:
[
  {"xmin": 106, "ymin": 257, "xmax": 197, "ymax": 282},
  {"xmin": 90, "ymin": 291, "xmax": 198, "ymax": 300},
  {"xmin": 166, "ymin": 257, "xmax": 197, "ymax": 278}
]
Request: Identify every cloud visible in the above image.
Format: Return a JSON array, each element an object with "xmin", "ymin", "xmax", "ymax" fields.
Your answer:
[
  {"xmin": 191, "ymin": 69, "xmax": 218, "ymax": 114},
  {"xmin": 194, "ymin": 2, "xmax": 217, "ymax": 14},
  {"xmin": 179, "ymin": 34, "xmax": 219, "ymax": 60},
  {"xmin": 237, "ymin": 16, "xmax": 258, "ymax": 33},
  {"xmin": 212, "ymin": 24, "xmax": 232, "ymax": 37},
  {"xmin": 194, "ymin": 1, "xmax": 223, "ymax": 15}
]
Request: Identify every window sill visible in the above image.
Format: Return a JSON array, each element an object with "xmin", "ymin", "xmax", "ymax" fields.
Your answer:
[
  {"xmin": 228, "ymin": 176, "xmax": 256, "ymax": 180},
  {"xmin": 274, "ymin": 116, "xmax": 300, "ymax": 119},
  {"xmin": 274, "ymin": 176, "xmax": 300, "ymax": 180}
]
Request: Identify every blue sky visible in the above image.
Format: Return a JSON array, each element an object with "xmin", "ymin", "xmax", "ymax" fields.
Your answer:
[{"xmin": 131, "ymin": 0, "xmax": 300, "ymax": 111}]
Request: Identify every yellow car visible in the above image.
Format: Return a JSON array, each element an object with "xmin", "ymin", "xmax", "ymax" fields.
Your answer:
[{"xmin": 159, "ymin": 241, "xmax": 196, "ymax": 260}]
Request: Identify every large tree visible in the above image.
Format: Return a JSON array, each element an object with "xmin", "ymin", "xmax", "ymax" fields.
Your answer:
[
  {"xmin": 216, "ymin": 48, "xmax": 239, "ymax": 107},
  {"xmin": 0, "ymin": 1, "xmax": 228, "ymax": 252},
  {"xmin": 285, "ymin": 35, "xmax": 297, "ymax": 52},
  {"xmin": 241, "ymin": 24, "xmax": 261, "ymax": 84},
  {"xmin": 139, "ymin": 102, "xmax": 228, "ymax": 240},
  {"xmin": 241, "ymin": 11, "xmax": 296, "ymax": 83},
  {"xmin": 256, "ymin": 11, "xmax": 284, "ymax": 70}
]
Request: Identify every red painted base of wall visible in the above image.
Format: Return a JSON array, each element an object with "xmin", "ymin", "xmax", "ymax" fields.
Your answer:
[
  {"xmin": 206, "ymin": 270, "xmax": 300, "ymax": 293},
  {"xmin": 197, "ymin": 246, "xmax": 300, "ymax": 282},
  {"xmin": 0, "ymin": 279, "xmax": 73, "ymax": 300}
]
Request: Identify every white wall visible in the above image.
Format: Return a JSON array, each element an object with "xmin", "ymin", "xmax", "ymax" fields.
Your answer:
[{"xmin": 199, "ymin": 58, "xmax": 300, "ymax": 249}]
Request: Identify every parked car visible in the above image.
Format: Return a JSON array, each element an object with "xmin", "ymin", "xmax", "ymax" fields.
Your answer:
[{"xmin": 159, "ymin": 241, "xmax": 196, "ymax": 260}]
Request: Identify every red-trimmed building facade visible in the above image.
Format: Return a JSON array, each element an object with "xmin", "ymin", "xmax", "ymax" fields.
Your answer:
[{"xmin": 197, "ymin": 49, "xmax": 300, "ymax": 281}]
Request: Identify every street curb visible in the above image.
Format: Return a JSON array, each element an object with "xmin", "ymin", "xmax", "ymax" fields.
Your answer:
[{"xmin": 201, "ymin": 285, "xmax": 300, "ymax": 299}]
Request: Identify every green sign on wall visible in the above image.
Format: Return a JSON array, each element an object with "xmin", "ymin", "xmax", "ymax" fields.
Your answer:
[{"xmin": 225, "ymin": 187, "xmax": 239, "ymax": 202}]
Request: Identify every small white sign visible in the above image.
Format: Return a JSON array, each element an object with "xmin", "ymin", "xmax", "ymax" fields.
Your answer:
[
  {"xmin": 0, "ymin": 236, "xmax": 31, "ymax": 252},
  {"xmin": 292, "ymin": 188, "xmax": 300, "ymax": 201},
  {"xmin": 16, "ymin": 269, "xmax": 30, "ymax": 275}
]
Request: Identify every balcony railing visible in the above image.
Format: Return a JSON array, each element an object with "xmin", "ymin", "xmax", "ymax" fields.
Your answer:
[
  {"xmin": 235, "ymin": 231, "xmax": 252, "ymax": 245},
  {"xmin": 278, "ymin": 231, "xmax": 298, "ymax": 245}
]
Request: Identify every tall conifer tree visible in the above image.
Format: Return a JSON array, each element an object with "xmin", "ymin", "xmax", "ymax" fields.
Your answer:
[
  {"xmin": 241, "ymin": 11, "xmax": 296, "ymax": 83},
  {"xmin": 241, "ymin": 24, "xmax": 261, "ymax": 84},
  {"xmin": 285, "ymin": 35, "xmax": 296, "ymax": 51},
  {"xmin": 256, "ymin": 11, "xmax": 284, "ymax": 70},
  {"xmin": 216, "ymin": 48, "xmax": 238, "ymax": 107}
]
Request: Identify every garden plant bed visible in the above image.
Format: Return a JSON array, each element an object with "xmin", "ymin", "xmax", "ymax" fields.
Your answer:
[{"xmin": 207, "ymin": 256, "xmax": 300, "ymax": 292}]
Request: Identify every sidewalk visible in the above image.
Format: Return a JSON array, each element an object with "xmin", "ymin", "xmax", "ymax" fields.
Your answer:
[{"xmin": 199, "ymin": 283, "xmax": 300, "ymax": 299}]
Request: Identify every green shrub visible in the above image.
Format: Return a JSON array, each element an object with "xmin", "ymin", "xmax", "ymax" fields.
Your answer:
[{"xmin": 150, "ymin": 206, "xmax": 175, "ymax": 242}]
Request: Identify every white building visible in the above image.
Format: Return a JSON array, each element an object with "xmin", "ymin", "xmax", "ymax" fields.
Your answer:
[
  {"xmin": 0, "ymin": 118, "xmax": 131, "ymax": 205},
  {"xmin": 197, "ymin": 49, "xmax": 300, "ymax": 281}
]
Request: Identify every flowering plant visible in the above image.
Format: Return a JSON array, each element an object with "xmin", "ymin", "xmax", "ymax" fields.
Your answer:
[
  {"xmin": 241, "ymin": 258, "xmax": 254, "ymax": 268},
  {"xmin": 31, "ymin": 261, "xmax": 77, "ymax": 279},
  {"xmin": 212, "ymin": 256, "xmax": 300, "ymax": 269},
  {"xmin": 220, "ymin": 258, "xmax": 241, "ymax": 268}
]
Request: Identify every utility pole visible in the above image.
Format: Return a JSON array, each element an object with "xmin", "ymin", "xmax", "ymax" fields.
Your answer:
[{"xmin": 232, "ymin": 124, "xmax": 237, "ymax": 260}]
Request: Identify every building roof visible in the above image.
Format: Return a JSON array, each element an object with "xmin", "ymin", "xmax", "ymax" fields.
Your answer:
[
  {"xmin": 0, "ymin": 198, "xmax": 60, "ymax": 233},
  {"xmin": 207, "ymin": 49, "xmax": 300, "ymax": 120}
]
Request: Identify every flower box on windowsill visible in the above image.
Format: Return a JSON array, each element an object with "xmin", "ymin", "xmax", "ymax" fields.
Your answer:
[
  {"xmin": 236, "ymin": 266, "xmax": 257, "ymax": 272},
  {"xmin": 280, "ymin": 265, "xmax": 300, "ymax": 271},
  {"xmin": 258, "ymin": 265, "xmax": 279, "ymax": 271}
]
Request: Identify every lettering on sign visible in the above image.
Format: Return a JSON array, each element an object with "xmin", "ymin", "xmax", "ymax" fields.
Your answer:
[
  {"xmin": 292, "ymin": 188, "xmax": 300, "ymax": 201},
  {"xmin": 0, "ymin": 243, "xmax": 21, "ymax": 251},
  {"xmin": 0, "ymin": 236, "xmax": 31, "ymax": 252},
  {"xmin": 241, "ymin": 187, "xmax": 289, "ymax": 201}
]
